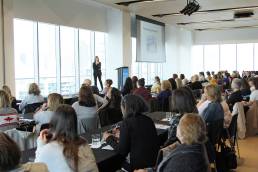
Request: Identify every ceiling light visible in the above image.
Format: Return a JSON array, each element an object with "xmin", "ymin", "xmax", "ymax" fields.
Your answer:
[{"xmin": 180, "ymin": 0, "xmax": 200, "ymax": 16}]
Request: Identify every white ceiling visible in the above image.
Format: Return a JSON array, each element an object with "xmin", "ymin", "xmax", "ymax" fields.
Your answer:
[{"xmin": 92, "ymin": 0, "xmax": 258, "ymax": 31}]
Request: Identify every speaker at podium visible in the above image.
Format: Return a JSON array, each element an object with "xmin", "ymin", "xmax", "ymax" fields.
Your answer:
[{"xmin": 116, "ymin": 67, "xmax": 129, "ymax": 90}]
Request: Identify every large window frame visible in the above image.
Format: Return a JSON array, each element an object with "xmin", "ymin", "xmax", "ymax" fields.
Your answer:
[{"xmin": 14, "ymin": 18, "xmax": 106, "ymax": 99}]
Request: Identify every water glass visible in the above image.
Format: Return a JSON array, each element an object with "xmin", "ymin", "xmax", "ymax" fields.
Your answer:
[
  {"xmin": 166, "ymin": 112, "xmax": 172, "ymax": 121},
  {"xmin": 91, "ymin": 134, "xmax": 101, "ymax": 148}
]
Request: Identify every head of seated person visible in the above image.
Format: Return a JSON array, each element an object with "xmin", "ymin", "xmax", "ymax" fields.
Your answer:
[
  {"xmin": 47, "ymin": 93, "xmax": 63, "ymax": 111},
  {"xmin": 105, "ymin": 79, "xmax": 113, "ymax": 88},
  {"xmin": 131, "ymin": 76, "xmax": 138, "ymax": 90},
  {"xmin": 249, "ymin": 77, "xmax": 258, "ymax": 92},
  {"xmin": 121, "ymin": 94, "xmax": 149, "ymax": 118},
  {"xmin": 137, "ymin": 78, "xmax": 145, "ymax": 88},
  {"xmin": 28, "ymin": 83, "xmax": 41, "ymax": 96},
  {"xmin": 191, "ymin": 74, "xmax": 199, "ymax": 83},
  {"xmin": 83, "ymin": 79, "xmax": 92, "ymax": 86},
  {"xmin": 0, "ymin": 132, "xmax": 21, "ymax": 171},
  {"xmin": 78, "ymin": 86, "xmax": 96, "ymax": 107},
  {"xmin": 231, "ymin": 78, "xmax": 242, "ymax": 92},
  {"xmin": 2, "ymin": 85, "xmax": 15, "ymax": 102},
  {"xmin": 204, "ymin": 84, "xmax": 221, "ymax": 103},
  {"xmin": 161, "ymin": 80, "xmax": 172, "ymax": 92}
]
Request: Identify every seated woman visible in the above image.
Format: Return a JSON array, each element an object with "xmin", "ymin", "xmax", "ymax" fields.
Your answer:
[
  {"xmin": 98, "ymin": 87, "xmax": 123, "ymax": 127},
  {"xmin": 34, "ymin": 93, "xmax": 63, "ymax": 133},
  {"xmin": 72, "ymin": 86, "xmax": 98, "ymax": 132},
  {"xmin": 101, "ymin": 79, "xmax": 113, "ymax": 96},
  {"xmin": 19, "ymin": 83, "xmax": 44, "ymax": 112},
  {"xmin": 243, "ymin": 77, "xmax": 258, "ymax": 106},
  {"xmin": 135, "ymin": 113, "xmax": 210, "ymax": 172},
  {"xmin": 180, "ymin": 74, "xmax": 188, "ymax": 86},
  {"xmin": 103, "ymin": 95, "xmax": 159, "ymax": 172},
  {"xmin": 226, "ymin": 78, "xmax": 243, "ymax": 110},
  {"xmin": 157, "ymin": 80, "xmax": 172, "ymax": 112},
  {"xmin": 198, "ymin": 85, "xmax": 224, "ymax": 123},
  {"xmin": 131, "ymin": 76, "xmax": 138, "ymax": 92},
  {"xmin": 165, "ymin": 88, "xmax": 198, "ymax": 146},
  {"xmin": 240, "ymin": 78, "xmax": 251, "ymax": 100},
  {"xmin": 0, "ymin": 90, "xmax": 18, "ymax": 131},
  {"xmin": 35, "ymin": 104, "xmax": 98, "ymax": 172},
  {"xmin": 189, "ymin": 75, "xmax": 203, "ymax": 90},
  {"xmin": 2, "ymin": 85, "xmax": 17, "ymax": 109},
  {"xmin": 151, "ymin": 76, "xmax": 161, "ymax": 94},
  {"xmin": 121, "ymin": 77, "xmax": 133, "ymax": 96},
  {"xmin": 198, "ymin": 85, "xmax": 231, "ymax": 128},
  {"xmin": 0, "ymin": 132, "xmax": 48, "ymax": 172},
  {"xmin": 83, "ymin": 79, "xmax": 99, "ymax": 95}
]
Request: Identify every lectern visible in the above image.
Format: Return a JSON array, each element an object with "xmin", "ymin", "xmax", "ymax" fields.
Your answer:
[{"xmin": 116, "ymin": 67, "xmax": 129, "ymax": 90}]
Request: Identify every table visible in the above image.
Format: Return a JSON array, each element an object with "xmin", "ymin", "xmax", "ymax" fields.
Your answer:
[{"xmin": 21, "ymin": 113, "xmax": 169, "ymax": 172}]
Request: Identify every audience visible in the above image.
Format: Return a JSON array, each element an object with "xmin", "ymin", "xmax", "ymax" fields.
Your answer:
[
  {"xmin": 151, "ymin": 76, "xmax": 161, "ymax": 94},
  {"xmin": 206, "ymin": 71, "xmax": 212, "ymax": 81},
  {"xmin": 101, "ymin": 79, "xmax": 113, "ymax": 96},
  {"xmin": 2, "ymin": 85, "xmax": 17, "ymax": 108},
  {"xmin": 98, "ymin": 87, "xmax": 123, "ymax": 126},
  {"xmin": 168, "ymin": 78, "xmax": 177, "ymax": 90},
  {"xmin": 133, "ymin": 78, "xmax": 151, "ymax": 101},
  {"xmin": 34, "ymin": 93, "xmax": 63, "ymax": 133},
  {"xmin": 180, "ymin": 74, "xmax": 188, "ymax": 86},
  {"xmin": 226, "ymin": 78, "xmax": 243, "ymax": 110},
  {"xmin": 19, "ymin": 83, "xmax": 44, "ymax": 112},
  {"xmin": 35, "ymin": 104, "xmax": 98, "ymax": 172},
  {"xmin": 198, "ymin": 85, "xmax": 224, "ymax": 123},
  {"xmin": 83, "ymin": 79, "xmax": 100, "ymax": 95},
  {"xmin": 121, "ymin": 77, "xmax": 133, "ymax": 96},
  {"xmin": 0, "ymin": 132, "xmax": 48, "ymax": 171},
  {"xmin": 157, "ymin": 80, "xmax": 172, "ymax": 112},
  {"xmin": 165, "ymin": 88, "xmax": 198, "ymax": 146},
  {"xmin": 103, "ymin": 95, "xmax": 159, "ymax": 171},
  {"xmin": 132, "ymin": 76, "xmax": 138, "ymax": 92},
  {"xmin": 72, "ymin": 86, "xmax": 98, "ymax": 132},
  {"xmin": 189, "ymin": 75, "xmax": 202, "ymax": 90},
  {"xmin": 135, "ymin": 113, "xmax": 210, "ymax": 172},
  {"xmin": 0, "ymin": 90, "xmax": 18, "ymax": 131}
]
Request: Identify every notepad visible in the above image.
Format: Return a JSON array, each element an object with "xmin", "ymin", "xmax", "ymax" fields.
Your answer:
[
  {"xmin": 102, "ymin": 145, "xmax": 114, "ymax": 150},
  {"xmin": 155, "ymin": 124, "xmax": 170, "ymax": 130}
]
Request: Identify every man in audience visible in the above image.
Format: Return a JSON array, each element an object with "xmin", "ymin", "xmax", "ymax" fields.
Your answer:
[
  {"xmin": 133, "ymin": 78, "xmax": 151, "ymax": 101},
  {"xmin": 83, "ymin": 79, "xmax": 100, "ymax": 95}
]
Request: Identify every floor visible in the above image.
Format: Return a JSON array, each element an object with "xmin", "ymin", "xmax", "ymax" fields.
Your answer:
[{"xmin": 236, "ymin": 136, "xmax": 258, "ymax": 172}]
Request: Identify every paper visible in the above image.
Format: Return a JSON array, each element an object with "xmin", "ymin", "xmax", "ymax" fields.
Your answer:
[
  {"xmin": 161, "ymin": 118, "xmax": 170, "ymax": 122},
  {"xmin": 155, "ymin": 124, "xmax": 170, "ymax": 130},
  {"xmin": 102, "ymin": 145, "xmax": 114, "ymax": 150}
]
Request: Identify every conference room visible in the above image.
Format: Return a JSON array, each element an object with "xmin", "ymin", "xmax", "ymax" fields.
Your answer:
[{"xmin": 1, "ymin": 0, "xmax": 258, "ymax": 172}]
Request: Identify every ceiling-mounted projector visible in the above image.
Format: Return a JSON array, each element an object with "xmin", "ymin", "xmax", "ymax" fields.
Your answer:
[{"xmin": 180, "ymin": 0, "xmax": 200, "ymax": 16}]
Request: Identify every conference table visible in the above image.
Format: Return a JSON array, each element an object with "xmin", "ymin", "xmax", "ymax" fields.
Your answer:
[{"xmin": 21, "ymin": 112, "xmax": 168, "ymax": 172}]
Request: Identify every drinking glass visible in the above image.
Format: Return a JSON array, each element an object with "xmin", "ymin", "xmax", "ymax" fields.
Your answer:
[{"xmin": 91, "ymin": 133, "xmax": 101, "ymax": 148}]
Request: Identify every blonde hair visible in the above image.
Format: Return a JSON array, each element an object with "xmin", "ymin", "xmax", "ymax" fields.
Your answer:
[
  {"xmin": 2, "ymin": 85, "xmax": 14, "ymax": 102},
  {"xmin": 175, "ymin": 78, "xmax": 183, "ymax": 88},
  {"xmin": 205, "ymin": 84, "xmax": 217, "ymax": 101},
  {"xmin": 47, "ymin": 93, "xmax": 63, "ymax": 111},
  {"xmin": 28, "ymin": 83, "xmax": 40, "ymax": 95},
  {"xmin": 83, "ymin": 79, "xmax": 92, "ymax": 86},
  {"xmin": 191, "ymin": 75, "xmax": 199, "ymax": 82},
  {"xmin": 177, "ymin": 113, "xmax": 207, "ymax": 145},
  {"xmin": 0, "ymin": 90, "xmax": 10, "ymax": 108},
  {"xmin": 161, "ymin": 80, "xmax": 172, "ymax": 91}
]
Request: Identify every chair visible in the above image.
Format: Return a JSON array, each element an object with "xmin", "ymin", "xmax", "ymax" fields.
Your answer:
[
  {"xmin": 23, "ymin": 102, "xmax": 43, "ymax": 114},
  {"xmin": 227, "ymin": 114, "xmax": 240, "ymax": 158},
  {"xmin": 206, "ymin": 119, "xmax": 224, "ymax": 146},
  {"xmin": 78, "ymin": 117, "xmax": 98, "ymax": 134},
  {"xmin": 98, "ymin": 107, "xmax": 123, "ymax": 127}
]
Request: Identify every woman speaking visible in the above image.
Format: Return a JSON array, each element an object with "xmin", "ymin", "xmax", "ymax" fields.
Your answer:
[{"xmin": 93, "ymin": 56, "xmax": 103, "ymax": 90}]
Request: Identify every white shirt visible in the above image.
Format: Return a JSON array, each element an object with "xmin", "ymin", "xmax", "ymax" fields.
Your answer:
[
  {"xmin": 250, "ymin": 90, "xmax": 258, "ymax": 101},
  {"xmin": 198, "ymin": 100, "xmax": 211, "ymax": 116},
  {"xmin": 34, "ymin": 111, "xmax": 54, "ymax": 133},
  {"xmin": 19, "ymin": 94, "xmax": 44, "ymax": 111}
]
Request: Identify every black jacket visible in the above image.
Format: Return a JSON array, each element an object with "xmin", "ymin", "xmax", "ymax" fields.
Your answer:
[
  {"xmin": 157, "ymin": 144, "xmax": 209, "ymax": 172},
  {"xmin": 227, "ymin": 90, "xmax": 243, "ymax": 111},
  {"xmin": 106, "ymin": 113, "xmax": 159, "ymax": 171},
  {"xmin": 93, "ymin": 62, "xmax": 102, "ymax": 75}
]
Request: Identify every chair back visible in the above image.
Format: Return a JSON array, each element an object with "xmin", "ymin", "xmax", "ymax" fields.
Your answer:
[
  {"xmin": 23, "ymin": 102, "xmax": 43, "ymax": 114},
  {"xmin": 78, "ymin": 117, "xmax": 98, "ymax": 134},
  {"xmin": 206, "ymin": 119, "xmax": 224, "ymax": 145},
  {"xmin": 98, "ymin": 107, "xmax": 122, "ymax": 127},
  {"xmin": 228, "ymin": 114, "xmax": 238, "ymax": 139}
]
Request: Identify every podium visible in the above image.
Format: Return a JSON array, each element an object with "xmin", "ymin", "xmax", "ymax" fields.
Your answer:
[{"xmin": 116, "ymin": 67, "xmax": 129, "ymax": 90}]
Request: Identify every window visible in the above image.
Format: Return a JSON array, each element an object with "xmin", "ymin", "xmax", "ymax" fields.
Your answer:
[
  {"xmin": 38, "ymin": 22, "xmax": 58, "ymax": 96},
  {"xmin": 191, "ymin": 45, "xmax": 204, "ymax": 75},
  {"xmin": 14, "ymin": 18, "xmax": 107, "ymax": 99},
  {"xmin": 14, "ymin": 19, "xmax": 37, "ymax": 99},
  {"xmin": 79, "ymin": 29, "xmax": 93, "ymax": 85},
  {"xmin": 204, "ymin": 45, "xmax": 219, "ymax": 72},
  {"xmin": 237, "ymin": 43, "xmax": 254, "ymax": 72},
  {"xmin": 220, "ymin": 44, "xmax": 237, "ymax": 72}
]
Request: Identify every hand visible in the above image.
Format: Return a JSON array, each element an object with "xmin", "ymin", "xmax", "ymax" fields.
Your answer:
[
  {"xmin": 103, "ymin": 132, "xmax": 112, "ymax": 141},
  {"xmin": 39, "ymin": 129, "xmax": 49, "ymax": 144},
  {"xmin": 41, "ymin": 103, "xmax": 48, "ymax": 111},
  {"xmin": 112, "ymin": 128, "xmax": 120, "ymax": 138}
]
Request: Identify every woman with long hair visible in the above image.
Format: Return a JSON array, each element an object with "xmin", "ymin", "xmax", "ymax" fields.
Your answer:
[
  {"xmin": 2, "ymin": 85, "xmax": 16, "ymax": 108},
  {"xmin": 93, "ymin": 56, "xmax": 103, "ymax": 90},
  {"xmin": 35, "ymin": 104, "xmax": 98, "ymax": 172},
  {"xmin": 121, "ymin": 77, "xmax": 133, "ymax": 96}
]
